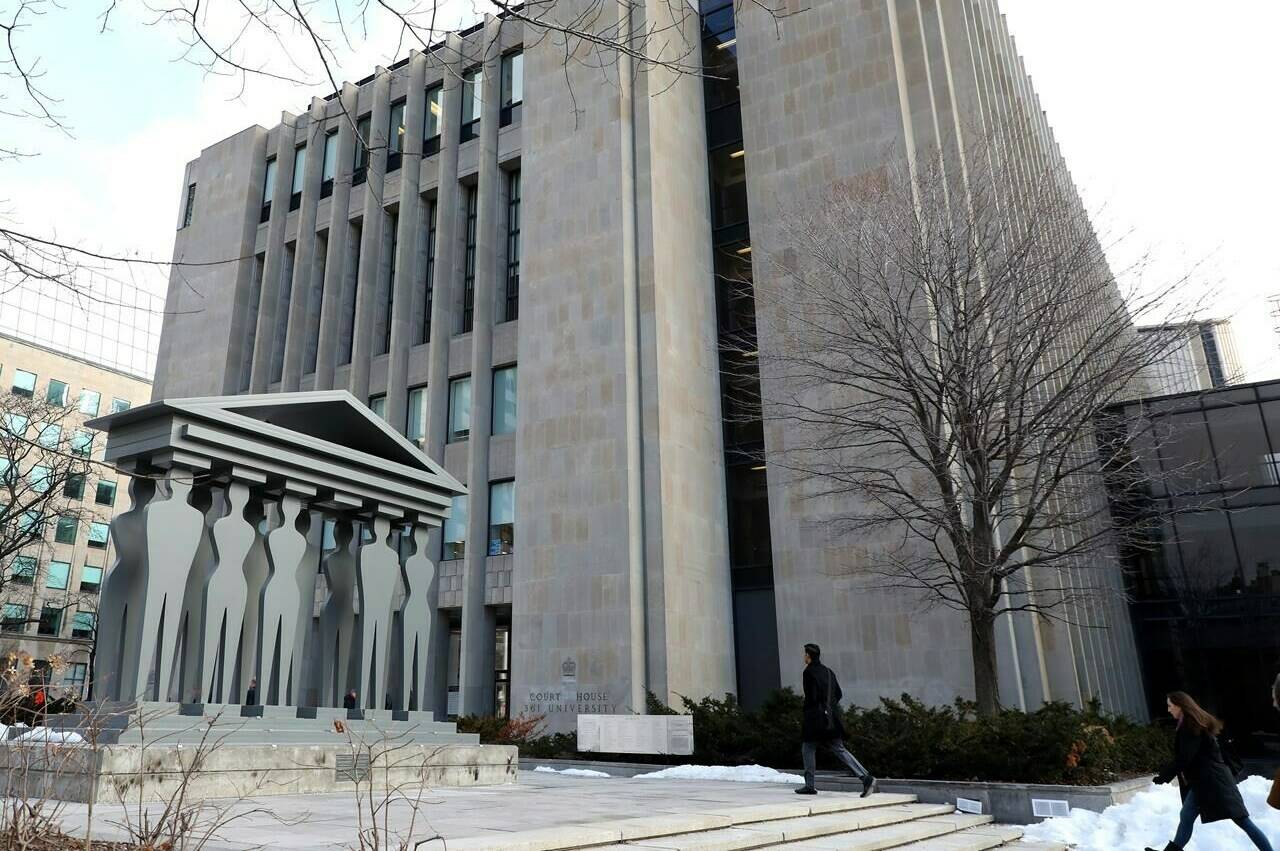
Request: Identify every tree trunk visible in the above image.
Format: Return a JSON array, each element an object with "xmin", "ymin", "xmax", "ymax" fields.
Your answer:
[{"xmin": 970, "ymin": 610, "xmax": 1001, "ymax": 716}]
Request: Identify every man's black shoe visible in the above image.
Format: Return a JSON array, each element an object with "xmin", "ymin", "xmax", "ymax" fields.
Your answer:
[
  {"xmin": 794, "ymin": 786, "xmax": 817, "ymax": 795},
  {"xmin": 861, "ymin": 776, "xmax": 877, "ymax": 798}
]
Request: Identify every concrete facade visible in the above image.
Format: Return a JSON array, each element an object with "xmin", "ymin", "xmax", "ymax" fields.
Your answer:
[
  {"xmin": 0, "ymin": 334, "xmax": 151, "ymax": 693},
  {"xmin": 151, "ymin": 0, "xmax": 1146, "ymax": 726},
  {"xmin": 1137, "ymin": 319, "xmax": 1245, "ymax": 396}
]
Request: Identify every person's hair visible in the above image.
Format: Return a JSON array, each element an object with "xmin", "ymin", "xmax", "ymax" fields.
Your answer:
[
  {"xmin": 803, "ymin": 643, "xmax": 821, "ymax": 661},
  {"xmin": 1167, "ymin": 691, "xmax": 1223, "ymax": 736}
]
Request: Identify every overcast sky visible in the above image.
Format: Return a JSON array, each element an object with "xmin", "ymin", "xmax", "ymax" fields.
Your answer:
[{"xmin": 3, "ymin": 1, "xmax": 1277, "ymax": 381}]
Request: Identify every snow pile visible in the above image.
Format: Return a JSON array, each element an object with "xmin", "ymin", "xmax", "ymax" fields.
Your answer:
[
  {"xmin": 12, "ymin": 728, "xmax": 85, "ymax": 745},
  {"xmin": 533, "ymin": 766, "xmax": 612, "ymax": 778},
  {"xmin": 634, "ymin": 764, "xmax": 805, "ymax": 784},
  {"xmin": 1024, "ymin": 776, "xmax": 1280, "ymax": 851}
]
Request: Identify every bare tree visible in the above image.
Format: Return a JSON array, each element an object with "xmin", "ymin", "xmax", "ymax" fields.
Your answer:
[{"xmin": 743, "ymin": 135, "xmax": 1203, "ymax": 715}]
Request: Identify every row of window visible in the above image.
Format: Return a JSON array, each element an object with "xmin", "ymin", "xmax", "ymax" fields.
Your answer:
[
  {"xmin": 4, "ymin": 413, "xmax": 97, "ymax": 456},
  {"xmin": 369, "ymin": 366, "xmax": 516, "ymax": 445},
  {"xmin": 9, "ymin": 557, "xmax": 103, "ymax": 593},
  {"xmin": 7, "ymin": 369, "xmax": 130, "ymax": 416},
  {"xmin": 1, "ymin": 602, "xmax": 95, "ymax": 639},
  {"xmin": 441, "ymin": 480, "xmax": 514, "ymax": 561},
  {"xmin": 261, "ymin": 51, "xmax": 524, "ymax": 219}
]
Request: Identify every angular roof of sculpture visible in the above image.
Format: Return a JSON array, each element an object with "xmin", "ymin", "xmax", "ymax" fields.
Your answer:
[{"xmin": 87, "ymin": 390, "xmax": 464, "ymax": 522}]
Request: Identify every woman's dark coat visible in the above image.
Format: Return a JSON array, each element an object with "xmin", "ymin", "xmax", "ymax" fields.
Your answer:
[
  {"xmin": 801, "ymin": 661, "xmax": 846, "ymax": 743},
  {"xmin": 1155, "ymin": 723, "xmax": 1247, "ymax": 823}
]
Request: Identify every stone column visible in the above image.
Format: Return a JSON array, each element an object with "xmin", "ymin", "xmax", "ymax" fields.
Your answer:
[
  {"xmin": 457, "ymin": 17, "xmax": 503, "ymax": 717},
  {"xmin": 384, "ymin": 51, "xmax": 428, "ymax": 433},
  {"xmin": 250, "ymin": 112, "xmax": 300, "ymax": 393},
  {"xmin": 281, "ymin": 98, "xmax": 329, "ymax": 391},
  {"xmin": 238, "ymin": 497, "xmax": 273, "ymax": 703},
  {"xmin": 356, "ymin": 514, "xmax": 401, "ymax": 710},
  {"xmin": 348, "ymin": 69, "xmax": 392, "ymax": 403},
  {"xmin": 314, "ymin": 84, "xmax": 360, "ymax": 391},
  {"xmin": 200, "ymin": 480, "xmax": 258, "ymax": 705},
  {"xmin": 400, "ymin": 523, "xmax": 437, "ymax": 711},
  {"xmin": 259, "ymin": 489, "xmax": 317, "ymax": 706},
  {"xmin": 92, "ymin": 476, "xmax": 156, "ymax": 701},
  {"xmin": 319, "ymin": 518, "xmax": 358, "ymax": 706},
  {"xmin": 179, "ymin": 484, "xmax": 216, "ymax": 703}
]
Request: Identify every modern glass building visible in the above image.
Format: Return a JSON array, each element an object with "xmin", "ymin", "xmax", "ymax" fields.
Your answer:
[{"xmin": 1103, "ymin": 380, "xmax": 1280, "ymax": 746}]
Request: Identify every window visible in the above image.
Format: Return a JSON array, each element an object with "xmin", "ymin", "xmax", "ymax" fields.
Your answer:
[
  {"xmin": 71, "ymin": 430, "xmax": 93, "ymax": 456},
  {"xmin": 88, "ymin": 522, "xmax": 109, "ymax": 549},
  {"xmin": 38, "ymin": 605, "xmax": 62, "ymax": 637},
  {"xmin": 448, "ymin": 376, "xmax": 472, "ymax": 442},
  {"xmin": 54, "ymin": 515, "xmax": 78, "ymax": 545},
  {"xmin": 80, "ymin": 565, "xmax": 103, "ymax": 593},
  {"xmin": 491, "ymin": 366, "xmax": 517, "ymax": 435},
  {"xmin": 369, "ymin": 395, "xmax": 386, "ymax": 420},
  {"xmin": 504, "ymin": 170, "xmax": 521, "ymax": 321},
  {"xmin": 46, "ymin": 561, "xmax": 69, "ymax": 590},
  {"xmin": 29, "ymin": 465, "xmax": 51, "ymax": 493},
  {"xmin": 183, "ymin": 182, "xmax": 197, "ymax": 227},
  {"xmin": 488, "ymin": 480, "xmax": 514, "ymax": 555},
  {"xmin": 407, "ymin": 386, "xmax": 428, "ymax": 444},
  {"xmin": 96, "ymin": 480, "xmax": 117, "ymax": 506},
  {"xmin": 61, "ymin": 662, "xmax": 88, "ymax": 692},
  {"xmin": 12, "ymin": 369, "xmax": 36, "ymax": 397},
  {"xmin": 110, "ymin": 398, "xmax": 130, "ymax": 413},
  {"xmin": 46, "ymin": 379, "xmax": 68, "ymax": 406},
  {"xmin": 442, "ymin": 494, "xmax": 468, "ymax": 560},
  {"xmin": 460, "ymin": 67, "xmax": 482, "ymax": 142},
  {"xmin": 290, "ymin": 143, "xmax": 306, "ymax": 210},
  {"xmin": 71, "ymin": 611, "xmax": 95, "ymax": 640},
  {"xmin": 2, "ymin": 604, "xmax": 27, "ymax": 633},
  {"xmin": 500, "ymin": 50, "xmax": 523, "ymax": 127},
  {"xmin": 388, "ymin": 100, "xmax": 406, "ymax": 171},
  {"xmin": 461, "ymin": 187, "xmax": 477, "ymax": 333},
  {"xmin": 421, "ymin": 201, "xmax": 437, "ymax": 344},
  {"xmin": 321, "ymin": 130, "xmax": 338, "ymax": 198},
  {"xmin": 10, "ymin": 556, "xmax": 36, "ymax": 585},
  {"xmin": 353, "ymin": 115, "xmax": 371, "ymax": 185},
  {"xmin": 19, "ymin": 511, "xmax": 42, "ymax": 536},
  {"xmin": 424, "ymin": 84, "xmax": 443, "ymax": 155},
  {"xmin": 63, "ymin": 473, "xmax": 85, "ymax": 500},
  {"xmin": 37, "ymin": 423, "xmax": 60, "ymax": 448},
  {"xmin": 4, "ymin": 413, "xmax": 27, "ymax": 435},
  {"xmin": 261, "ymin": 157, "xmax": 276, "ymax": 222},
  {"xmin": 78, "ymin": 389, "xmax": 100, "ymax": 416}
]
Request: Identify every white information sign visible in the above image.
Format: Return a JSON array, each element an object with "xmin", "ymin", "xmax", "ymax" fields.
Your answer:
[{"xmin": 576, "ymin": 714, "xmax": 694, "ymax": 756}]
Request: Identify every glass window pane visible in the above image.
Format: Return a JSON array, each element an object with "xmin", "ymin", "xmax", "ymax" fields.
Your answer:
[
  {"xmin": 1205, "ymin": 404, "xmax": 1275, "ymax": 488},
  {"xmin": 12, "ymin": 369, "xmax": 36, "ymax": 396},
  {"xmin": 63, "ymin": 473, "xmax": 85, "ymax": 499},
  {"xmin": 291, "ymin": 144, "xmax": 306, "ymax": 193},
  {"xmin": 263, "ymin": 159, "xmax": 277, "ymax": 203},
  {"xmin": 72, "ymin": 430, "xmax": 93, "ymax": 456},
  {"xmin": 29, "ymin": 465, "xmax": 51, "ymax": 492},
  {"xmin": 80, "ymin": 565, "xmax": 103, "ymax": 591},
  {"xmin": 425, "ymin": 84, "xmax": 443, "ymax": 138},
  {"xmin": 88, "ymin": 522, "xmax": 109, "ymax": 548},
  {"xmin": 488, "ymin": 481, "xmax": 514, "ymax": 555},
  {"xmin": 10, "ymin": 556, "xmax": 36, "ymax": 583},
  {"xmin": 2, "ymin": 603, "xmax": 27, "ymax": 631},
  {"xmin": 37, "ymin": 423, "xmax": 60, "ymax": 447},
  {"xmin": 1230, "ymin": 504, "xmax": 1280, "ymax": 592},
  {"xmin": 71, "ymin": 611, "xmax": 95, "ymax": 638},
  {"xmin": 492, "ymin": 367, "xmax": 516, "ymax": 435},
  {"xmin": 462, "ymin": 69, "xmax": 483, "ymax": 124},
  {"xmin": 4, "ymin": 413, "xmax": 28, "ymax": 435},
  {"xmin": 38, "ymin": 605, "xmax": 62, "ymax": 636},
  {"xmin": 443, "ymin": 494, "xmax": 468, "ymax": 560},
  {"xmin": 46, "ymin": 561, "xmax": 69, "ymax": 590},
  {"xmin": 449, "ymin": 377, "xmax": 472, "ymax": 442},
  {"xmin": 322, "ymin": 131, "xmax": 339, "ymax": 181},
  {"xmin": 502, "ymin": 52, "xmax": 523, "ymax": 106},
  {"xmin": 78, "ymin": 389, "xmax": 100, "ymax": 416},
  {"xmin": 369, "ymin": 395, "xmax": 386, "ymax": 420},
  {"xmin": 46, "ymin": 380, "xmax": 68, "ymax": 406},
  {"xmin": 389, "ymin": 101, "xmax": 406, "ymax": 154},
  {"xmin": 1171, "ymin": 510, "xmax": 1241, "ymax": 594},
  {"xmin": 110, "ymin": 398, "xmax": 130, "ymax": 413},
  {"xmin": 407, "ymin": 386, "xmax": 428, "ymax": 443},
  {"xmin": 1153, "ymin": 414, "xmax": 1217, "ymax": 494},
  {"xmin": 96, "ymin": 480, "xmax": 116, "ymax": 506},
  {"xmin": 55, "ymin": 515, "xmax": 77, "ymax": 544},
  {"xmin": 709, "ymin": 145, "xmax": 749, "ymax": 230},
  {"xmin": 354, "ymin": 116, "xmax": 371, "ymax": 170}
]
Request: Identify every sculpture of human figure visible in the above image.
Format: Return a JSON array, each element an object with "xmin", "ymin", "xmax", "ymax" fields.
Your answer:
[
  {"xmin": 132, "ymin": 469, "xmax": 207, "ymax": 702},
  {"xmin": 238, "ymin": 499, "xmax": 272, "ymax": 703},
  {"xmin": 258, "ymin": 494, "xmax": 314, "ymax": 706},
  {"xmin": 200, "ymin": 482, "xmax": 255, "ymax": 704},
  {"xmin": 319, "ymin": 519, "xmax": 358, "ymax": 707},
  {"xmin": 93, "ymin": 475, "xmax": 156, "ymax": 702},
  {"xmin": 356, "ymin": 516, "xmax": 400, "ymax": 711},
  {"xmin": 178, "ymin": 485, "xmax": 216, "ymax": 703},
  {"xmin": 400, "ymin": 524, "xmax": 436, "ymax": 713}
]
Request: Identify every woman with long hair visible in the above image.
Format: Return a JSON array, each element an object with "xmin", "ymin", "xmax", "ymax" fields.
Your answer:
[{"xmin": 1145, "ymin": 691, "xmax": 1275, "ymax": 851}]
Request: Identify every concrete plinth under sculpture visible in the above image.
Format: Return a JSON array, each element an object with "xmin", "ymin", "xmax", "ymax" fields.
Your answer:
[{"xmin": 48, "ymin": 391, "xmax": 518, "ymax": 800}]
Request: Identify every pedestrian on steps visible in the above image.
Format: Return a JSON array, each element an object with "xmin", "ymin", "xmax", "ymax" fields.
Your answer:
[
  {"xmin": 795, "ymin": 643, "xmax": 876, "ymax": 797},
  {"xmin": 1145, "ymin": 691, "xmax": 1274, "ymax": 851}
]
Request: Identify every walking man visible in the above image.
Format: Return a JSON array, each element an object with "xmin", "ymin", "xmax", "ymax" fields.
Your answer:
[{"xmin": 796, "ymin": 643, "xmax": 876, "ymax": 796}]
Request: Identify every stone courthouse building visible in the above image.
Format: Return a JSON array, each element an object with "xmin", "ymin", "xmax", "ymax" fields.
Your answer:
[{"xmin": 152, "ymin": 0, "xmax": 1147, "ymax": 726}]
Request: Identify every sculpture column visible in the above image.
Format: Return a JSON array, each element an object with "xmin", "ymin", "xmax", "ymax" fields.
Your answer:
[
  {"xmin": 356, "ymin": 514, "xmax": 401, "ymax": 710},
  {"xmin": 238, "ymin": 498, "xmax": 273, "ymax": 703},
  {"xmin": 400, "ymin": 523, "xmax": 437, "ymax": 712},
  {"xmin": 93, "ymin": 476, "xmax": 157, "ymax": 701},
  {"xmin": 320, "ymin": 518, "xmax": 358, "ymax": 706},
  {"xmin": 259, "ymin": 489, "xmax": 317, "ymax": 706},
  {"xmin": 201, "ymin": 480, "xmax": 259, "ymax": 704}
]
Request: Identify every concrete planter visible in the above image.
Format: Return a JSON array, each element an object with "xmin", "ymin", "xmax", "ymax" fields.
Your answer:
[{"xmin": 518, "ymin": 757, "xmax": 1149, "ymax": 824}]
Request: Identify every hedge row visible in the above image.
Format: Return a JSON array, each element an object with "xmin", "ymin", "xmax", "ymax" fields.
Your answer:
[{"xmin": 459, "ymin": 689, "xmax": 1171, "ymax": 786}]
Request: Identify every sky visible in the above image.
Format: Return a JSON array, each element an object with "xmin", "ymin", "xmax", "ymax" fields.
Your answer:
[{"xmin": 2, "ymin": 1, "xmax": 1278, "ymax": 380}]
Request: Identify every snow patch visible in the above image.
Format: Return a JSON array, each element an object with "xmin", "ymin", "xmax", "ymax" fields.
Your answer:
[
  {"xmin": 634, "ymin": 764, "xmax": 805, "ymax": 784},
  {"xmin": 12, "ymin": 728, "xmax": 85, "ymax": 745},
  {"xmin": 1024, "ymin": 775, "xmax": 1280, "ymax": 851},
  {"xmin": 533, "ymin": 766, "xmax": 612, "ymax": 778}
]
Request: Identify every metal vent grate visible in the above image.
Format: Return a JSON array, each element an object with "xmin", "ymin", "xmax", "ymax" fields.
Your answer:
[
  {"xmin": 1032, "ymin": 798, "xmax": 1070, "ymax": 818},
  {"xmin": 335, "ymin": 752, "xmax": 371, "ymax": 782},
  {"xmin": 955, "ymin": 798, "xmax": 983, "ymax": 815}
]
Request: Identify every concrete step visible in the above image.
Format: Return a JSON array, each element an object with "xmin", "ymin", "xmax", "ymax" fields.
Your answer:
[
  {"xmin": 768, "ymin": 813, "xmax": 994, "ymax": 849},
  {"xmin": 892, "ymin": 823, "xmax": 1024, "ymax": 849}
]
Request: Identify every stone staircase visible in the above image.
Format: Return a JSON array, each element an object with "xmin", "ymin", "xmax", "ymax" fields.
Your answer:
[{"xmin": 446, "ymin": 793, "xmax": 1067, "ymax": 851}]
